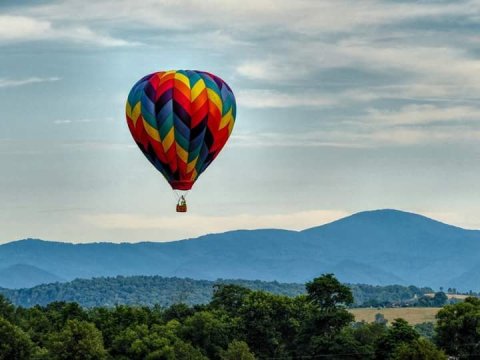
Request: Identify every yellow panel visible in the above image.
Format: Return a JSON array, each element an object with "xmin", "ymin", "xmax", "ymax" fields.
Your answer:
[
  {"xmin": 207, "ymin": 89, "xmax": 223, "ymax": 113},
  {"xmin": 190, "ymin": 169, "xmax": 198, "ymax": 181},
  {"xmin": 142, "ymin": 119, "xmax": 160, "ymax": 142},
  {"xmin": 191, "ymin": 79, "xmax": 206, "ymax": 101},
  {"xmin": 228, "ymin": 117, "xmax": 235, "ymax": 135},
  {"xmin": 131, "ymin": 102, "xmax": 142, "ymax": 126},
  {"xmin": 174, "ymin": 72, "xmax": 190, "ymax": 88},
  {"xmin": 162, "ymin": 128, "xmax": 175, "ymax": 151},
  {"xmin": 187, "ymin": 157, "xmax": 198, "ymax": 173},
  {"xmin": 219, "ymin": 108, "xmax": 232, "ymax": 130},
  {"xmin": 126, "ymin": 101, "xmax": 132, "ymax": 117},
  {"xmin": 176, "ymin": 144, "xmax": 188, "ymax": 163}
]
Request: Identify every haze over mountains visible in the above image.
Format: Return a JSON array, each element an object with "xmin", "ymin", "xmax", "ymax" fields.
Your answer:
[{"xmin": 2, "ymin": 209, "xmax": 479, "ymax": 291}]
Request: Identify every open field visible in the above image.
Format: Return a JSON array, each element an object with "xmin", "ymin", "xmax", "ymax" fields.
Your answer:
[
  {"xmin": 424, "ymin": 292, "xmax": 471, "ymax": 300},
  {"xmin": 350, "ymin": 307, "xmax": 442, "ymax": 325}
]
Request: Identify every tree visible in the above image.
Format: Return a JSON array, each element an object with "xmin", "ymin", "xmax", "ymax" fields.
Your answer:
[
  {"xmin": 162, "ymin": 303, "xmax": 194, "ymax": 322},
  {"xmin": 432, "ymin": 292, "xmax": 448, "ymax": 307},
  {"xmin": 0, "ymin": 296, "xmax": 15, "ymax": 322},
  {"xmin": 435, "ymin": 297, "xmax": 480, "ymax": 358},
  {"xmin": 220, "ymin": 341, "xmax": 256, "ymax": 360},
  {"xmin": 111, "ymin": 320, "xmax": 207, "ymax": 360},
  {"xmin": 306, "ymin": 274, "xmax": 354, "ymax": 310},
  {"xmin": 211, "ymin": 284, "xmax": 251, "ymax": 315},
  {"xmin": 180, "ymin": 310, "xmax": 237, "ymax": 359},
  {"xmin": 47, "ymin": 319, "xmax": 107, "ymax": 360},
  {"xmin": 414, "ymin": 322, "xmax": 435, "ymax": 340},
  {"xmin": 392, "ymin": 338, "xmax": 447, "ymax": 360},
  {"xmin": 238, "ymin": 291, "xmax": 300, "ymax": 358},
  {"xmin": 328, "ymin": 322, "xmax": 387, "ymax": 360},
  {"xmin": 297, "ymin": 275, "xmax": 355, "ymax": 356},
  {"xmin": 0, "ymin": 316, "xmax": 33, "ymax": 360},
  {"xmin": 375, "ymin": 313, "xmax": 388, "ymax": 325},
  {"xmin": 375, "ymin": 318, "xmax": 420, "ymax": 360}
]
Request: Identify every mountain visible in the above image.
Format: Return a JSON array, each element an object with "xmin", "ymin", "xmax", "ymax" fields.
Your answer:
[
  {"xmin": 0, "ymin": 264, "xmax": 64, "ymax": 289},
  {"xmin": 1, "ymin": 209, "xmax": 480, "ymax": 290}
]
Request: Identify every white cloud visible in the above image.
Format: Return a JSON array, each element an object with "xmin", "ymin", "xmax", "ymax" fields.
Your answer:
[
  {"xmin": 53, "ymin": 117, "xmax": 113, "ymax": 125},
  {"xmin": 231, "ymin": 132, "xmax": 367, "ymax": 148},
  {"xmin": 235, "ymin": 59, "xmax": 315, "ymax": 82},
  {"xmin": 237, "ymin": 89, "xmax": 335, "ymax": 108},
  {"xmin": 27, "ymin": 0, "xmax": 476, "ymax": 34},
  {"xmin": 367, "ymin": 104, "xmax": 480, "ymax": 126},
  {"xmin": 0, "ymin": 77, "xmax": 61, "ymax": 88},
  {"xmin": 0, "ymin": 15, "xmax": 51, "ymax": 40},
  {"xmin": 0, "ymin": 15, "xmax": 135, "ymax": 47}
]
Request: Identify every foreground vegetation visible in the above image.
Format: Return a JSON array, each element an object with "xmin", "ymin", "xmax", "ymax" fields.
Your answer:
[{"xmin": 1, "ymin": 274, "xmax": 478, "ymax": 359}]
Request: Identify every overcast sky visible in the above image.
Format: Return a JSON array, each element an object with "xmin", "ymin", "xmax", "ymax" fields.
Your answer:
[{"xmin": 1, "ymin": 0, "xmax": 480, "ymax": 243}]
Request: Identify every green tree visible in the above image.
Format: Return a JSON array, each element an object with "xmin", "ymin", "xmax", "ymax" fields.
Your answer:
[
  {"xmin": 392, "ymin": 338, "xmax": 447, "ymax": 360},
  {"xmin": 47, "ymin": 319, "xmax": 107, "ymax": 360},
  {"xmin": 0, "ymin": 316, "xmax": 33, "ymax": 360},
  {"xmin": 15, "ymin": 306, "xmax": 53, "ymax": 347},
  {"xmin": 163, "ymin": 303, "xmax": 194, "ymax": 322},
  {"xmin": 211, "ymin": 284, "xmax": 251, "ymax": 315},
  {"xmin": 181, "ymin": 310, "xmax": 237, "ymax": 359},
  {"xmin": 220, "ymin": 340, "xmax": 256, "ymax": 360},
  {"xmin": 112, "ymin": 320, "xmax": 206, "ymax": 360},
  {"xmin": 432, "ymin": 292, "xmax": 448, "ymax": 307},
  {"xmin": 375, "ymin": 313, "xmax": 388, "ymax": 325},
  {"xmin": 296, "ymin": 275, "xmax": 355, "ymax": 356},
  {"xmin": 375, "ymin": 318, "xmax": 419, "ymax": 360},
  {"xmin": 436, "ymin": 297, "xmax": 480, "ymax": 358},
  {"xmin": 306, "ymin": 274, "xmax": 354, "ymax": 310},
  {"xmin": 328, "ymin": 322, "xmax": 387, "ymax": 360},
  {"xmin": 0, "ymin": 295, "xmax": 15, "ymax": 322},
  {"xmin": 414, "ymin": 322, "xmax": 435, "ymax": 340},
  {"xmin": 239, "ymin": 291, "xmax": 300, "ymax": 358}
]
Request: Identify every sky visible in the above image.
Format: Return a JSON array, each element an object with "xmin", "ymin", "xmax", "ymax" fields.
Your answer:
[{"xmin": 1, "ymin": 0, "xmax": 480, "ymax": 243}]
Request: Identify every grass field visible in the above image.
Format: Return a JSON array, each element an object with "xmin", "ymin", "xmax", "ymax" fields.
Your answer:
[
  {"xmin": 424, "ymin": 292, "xmax": 470, "ymax": 300},
  {"xmin": 350, "ymin": 307, "xmax": 441, "ymax": 325}
]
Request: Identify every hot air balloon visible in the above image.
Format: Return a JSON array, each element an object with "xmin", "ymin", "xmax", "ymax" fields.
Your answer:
[{"xmin": 125, "ymin": 70, "xmax": 236, "ymax": 212}]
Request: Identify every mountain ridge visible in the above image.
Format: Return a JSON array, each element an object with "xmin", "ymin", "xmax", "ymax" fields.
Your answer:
[{"xmin": 2, "ymin": 209, "xmax": 479, "ymax": 290}]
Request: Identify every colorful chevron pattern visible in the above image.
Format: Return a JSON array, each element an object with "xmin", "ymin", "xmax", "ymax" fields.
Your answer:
[{"xmin": 126, "ymin": 70, "xmax": 236, "ymax": 190}]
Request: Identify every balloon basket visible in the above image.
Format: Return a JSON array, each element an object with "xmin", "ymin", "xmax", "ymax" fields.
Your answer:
[{"xmin": 176, "ymin": 204, "xmax": 187, "ymax": 213}]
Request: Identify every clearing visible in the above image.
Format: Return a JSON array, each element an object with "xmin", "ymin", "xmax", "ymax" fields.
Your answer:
[{"xmin": 350, "ymin": 307, "xmax": 441, "ymax": 325}]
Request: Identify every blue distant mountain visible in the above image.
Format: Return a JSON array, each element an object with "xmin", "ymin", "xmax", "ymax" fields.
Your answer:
[{"xmin": 1, "ymin": 209, "xmax": 479, "ymax": 290}]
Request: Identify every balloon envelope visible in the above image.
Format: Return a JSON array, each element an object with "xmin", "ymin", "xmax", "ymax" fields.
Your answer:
[{"xmin": 126, "ymin": 70, "xmax": 236, "ymax": 190}]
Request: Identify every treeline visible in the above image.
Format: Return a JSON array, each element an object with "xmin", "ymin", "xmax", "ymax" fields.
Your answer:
[
  {"xmin": 0, "ymin": 275, "xmax": 433, "ymax": 308},
  {"xmin": 350, "ymin": 284, "xmax": 433, "ymax": 307},
  {"xmin": 1, "ymin": 274, "xmax": 477, "ymax": 359}
]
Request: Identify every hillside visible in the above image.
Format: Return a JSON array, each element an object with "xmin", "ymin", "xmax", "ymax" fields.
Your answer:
[
  {"xmin": 0, "ymin": 264, "xmax": 64, "ymax": 288},
  {"xmin": 2, "ymin": 209, "xmax": 480, "ymax": 290},
  {"xmin": 0, "ymin": 275, "xmax": 430, "ymax": 308}
]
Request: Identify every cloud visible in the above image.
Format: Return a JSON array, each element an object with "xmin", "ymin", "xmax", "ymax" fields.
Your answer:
[
  {"xmin": 26, "ymin": 0, "xmax": 476, "ymax": 35},
  {"xmin": 53, "ymin": 117, "xmax": 113, "ymax": 125},
  {"xmin": 367, "ymin": 104, "xmax": 480, "ymax": 126},
  {"xmin": 82, "ymin": 209, "xmax": 350, "ymax": 236},
  {"xmin": 0, "ymin": 15, "xmax": 136, "ymax": 47},
  {"xmin": 0, "ymin": 15, "xmax": 51, "ymax": 40},
  {"xmin": 237, "ymin": 89, "xmax": 335, "ymax": 108},
  {"xmin": 231, "ymin": 132, "xmax": 368, "ymax": 148},
  {"xmin": 235, "ymin": 59, "xmax": 314, "ymax": 82},
  {"xmin": 0, "ymin": 77, "xmax": 61, "ymax": 88}
]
